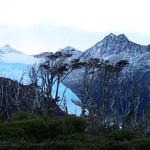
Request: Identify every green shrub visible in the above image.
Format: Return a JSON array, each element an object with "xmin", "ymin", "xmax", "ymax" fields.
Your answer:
[
  {"xmin": 0, "ymin": 127, "xmax": 25, "ymax": 140},
  {"xmin": 0, "ymin": 141, "xmax": 74, "ymax": 150},
  {"xmin": 132, "ymin": 137, "xmax": 150, "ymax": 150},
  {"xmin": 57, "ymin": 133, "xmax": 86, "ymax": 142},
  {"xmin": 0, "ymin": 114, "xmax": 6, "ymax": 123},
  {"xmin": 47, "ymin": 119, "xmax": 67, "ymax": 139},
  {"xmin": 65, "ymin": 115, "xmax": 86, "ymax": 134},
  {"xmin": 23, "ymin": 119, "xmax": 48, "ymax": 140},
  {"xmin": 10, "ymin": 111, "xmax": 35, "ymax": 121},
  {"xmin": 1, "ymin": 118, "xmax": 48, "ymax": 141},
  {"xmin": 105, "ymin": 129, "xmax": 142, "ymax": 141}
]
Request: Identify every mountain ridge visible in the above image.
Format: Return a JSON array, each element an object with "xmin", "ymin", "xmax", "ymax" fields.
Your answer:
[
  {"xmin": 61, "ymin": 33, "xmax": 150, "ymax": 101},
  {"xmin": 80, "ymin": 33, "xmax": 147, "ymax": 62}
]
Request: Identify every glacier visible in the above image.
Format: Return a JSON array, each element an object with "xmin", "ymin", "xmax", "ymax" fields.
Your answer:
[
  {"xmin": 0, "ymin": 45, "xmax": 82, "ymax": 116},
  {"xmin": 0, "ymin": 63, "xmax": 82, "ymax": 115}
]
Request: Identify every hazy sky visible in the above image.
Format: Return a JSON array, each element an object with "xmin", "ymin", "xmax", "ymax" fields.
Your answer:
[{"xmin": 0, "ymin": 0, "xmax": 150, "ymax": 54}]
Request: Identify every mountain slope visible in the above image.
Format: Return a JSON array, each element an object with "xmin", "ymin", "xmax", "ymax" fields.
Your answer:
[{"xmin": 62, "ymin": 33, "xmax": 150, "ymax": 99}]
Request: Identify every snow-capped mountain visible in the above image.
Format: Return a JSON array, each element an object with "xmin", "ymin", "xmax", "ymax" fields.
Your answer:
[
  {"xmin": 0, "ymin": 45, "xmax": 82, "ymax": 115},
  {"xmin": 80, "ymin": 33, "xmax": 148, "ymax": 64},
  {"xmin": 79, "ymin": 33, "xmax": 150, "ymax": 75},
  {"xmin": 0, "ymin": 45, "xmax": 22, "ymax": 54},
  {"xmin": 0, "ymin": 45, "xmax": 40, "ymax": 64},
  {"xmin": 59, "ymin": 46, "xmax": 83, "ymax": 59},
  {"xmin": 62, "ymin": 33, "xmax": 150, "ymax": 97}
]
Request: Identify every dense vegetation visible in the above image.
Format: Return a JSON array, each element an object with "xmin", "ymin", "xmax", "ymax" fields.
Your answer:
[{"xmin": 0, "ymin": 112, "xmax": 149, "ymax": 150}]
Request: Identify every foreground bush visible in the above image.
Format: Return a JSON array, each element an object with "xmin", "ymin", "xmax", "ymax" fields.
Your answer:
[
  {"xmin": 10, "ymin": 111, "xmax": 35, "ymax": 121},
  {"xmin": 0, "ymin": 114, "xmax": 6, "ymax": 123},
  {"xmin": 47, "ymin": 119, "xmax": 67, "ymax": 139},
  {"xmin": 0, "ymin": 128, "xmax": 149, "ymax": 149},
  {"xmin": 65, "ymin": 115, "xmax": 86, "ymax": 134},
  {"xmin": 0, "ymin": 116, "xmax": 86, "ymax": 141},
  {"xmin": 0, "ymin": 127, "xmax": 24, "ymax": 140},
  {"xmin": 105, "ymin": 129, "xmax": 142, "ymax": 141},
  {"xmin": 0, "ymin": 114, "xmax": 149, "ymax": 149},
  {"xmin": 1, "ymin": 118, "xmax": 48, "ymax": 141}
]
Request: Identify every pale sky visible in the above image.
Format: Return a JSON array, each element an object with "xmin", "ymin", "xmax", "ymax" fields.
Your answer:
[{"xmin": 0, "ymin": 0, "xmax": 150, "ymax": 54}]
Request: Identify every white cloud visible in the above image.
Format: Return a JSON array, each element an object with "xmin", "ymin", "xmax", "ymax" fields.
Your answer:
[
  {"xmin": 0, "ymin": 0, "xmax": 150, "ymax": 54},
  {"xmin": 0, "ymin": 0, "xmax": 150, "ymax": 32}
]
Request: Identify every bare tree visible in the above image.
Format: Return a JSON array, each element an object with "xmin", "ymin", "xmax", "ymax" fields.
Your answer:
[
  {"xmin": 76, "ymin": 58, "xmax": 129, "ymax": 134},
  {"xmin": 0, "ymin": 76, "xmax": 38, "ymax": 118},
  {"xmin": 28, "ymin": 50, "xmax": 83, "ymax": 116},
  {"xmin": 121, "ymin": 72, "xmax": 148, "ymax": 130}
]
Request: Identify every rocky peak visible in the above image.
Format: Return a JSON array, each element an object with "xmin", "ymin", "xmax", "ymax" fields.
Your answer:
[
  {"xmin": 59, "ymin": 46, "xmax": 76, "ymax": 53},
  {"xmin": 60, "ymin": 46, "xmax": 83, "ymax": 58},
  {"xmin": 103, "ymin": 33, "xmax": 129, "ymax": 43},
  {"xmin": 107, "ymin": 33, "xmax": 117, "ymax": 38},
  {"xmin": 103, "ymin": 33, "xmax": 117, "ymax": 42},
  {"xmin": 80, "ymin": 33, "xmax": 148, "ymax": 61},
  {"xmin": 117, "ymin": 34, "xmax": 129, "ymax": 42}
]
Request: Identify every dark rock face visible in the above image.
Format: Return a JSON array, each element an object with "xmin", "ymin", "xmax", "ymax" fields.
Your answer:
[
  {"xmin": 0, "ymin": 77, "xmax": 65, "ymax": 118},
  {"xmin": 0, "ymin": 77, "xmax": 36, "ymax": 117}
]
